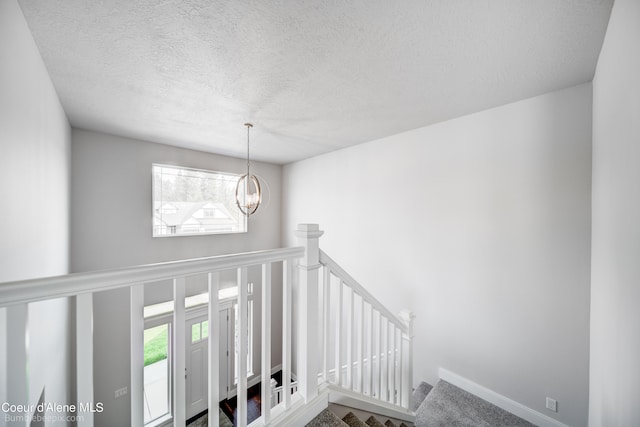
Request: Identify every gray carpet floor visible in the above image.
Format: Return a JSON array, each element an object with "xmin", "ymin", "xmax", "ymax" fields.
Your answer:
[
  {"xmin": 412, "ymin": 382, "xmax": 434, "ymax": 412},
  {"xmin": 343, "ymin": 412, "xmax": 369, "ymax": 427},
  {"xmin": 415, "ymin": 380, "xmax": 536, "ymax": 427},
  {"xmin": 306, "ymin": 408, "xmax": 349, "ymax": 426}
]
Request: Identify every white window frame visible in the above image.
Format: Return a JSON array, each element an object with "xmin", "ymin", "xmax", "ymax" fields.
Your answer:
[
  {"xmin": 143, "ymin": 317, "xmax": 173, "ymax": 427},
  {"xmin": 152, "ymin": 164, "xmax": 247, "ymax": 237}
]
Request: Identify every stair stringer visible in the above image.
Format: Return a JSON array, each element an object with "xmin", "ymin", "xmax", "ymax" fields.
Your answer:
[
  {"xmin": 327, "ymin": 384, "xmax": 415, "ymax": 424},
  {"xmin": 258, "ymin": 385, "xmax": 330, "ymax": 427},
  {"xmin": 250, "ymin": 382, "xmax": 415, "ymax": 426}
]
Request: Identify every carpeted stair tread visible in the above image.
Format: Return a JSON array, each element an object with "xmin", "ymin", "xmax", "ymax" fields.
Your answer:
[
  {"xmin": 306, "ymin": 408, "xmax": 349, "ymax": 427},
  {"xmin": 342, "ymin": 412, "xmax": 369, "ymax": 427},
  {"xmin": 415, "ymin": 380, "xmax": 536, "ymax": 426},
  {"xmin": 384, "ymin": 420, "xmax": 398, "ymax": 427},
  {"xmin": 412, "ymin": 381, "xmax": 433, "ymax": 411},
  {"xmin": 365, "ymin": 415, "xmax": 386, "ymax": 427}
]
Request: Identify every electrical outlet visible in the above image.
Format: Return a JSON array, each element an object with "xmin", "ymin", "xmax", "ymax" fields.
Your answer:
[
  {"xmin": 546, "ymin": 397, "xmax": 557, "ymax": 412},
  {"xmin": 115, "ymin": 387, "xmax": 128, "ymax": 399}
]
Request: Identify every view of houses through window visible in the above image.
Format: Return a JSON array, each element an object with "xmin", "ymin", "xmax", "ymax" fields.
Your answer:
[{"xmin": 153, "ymin": 164, "xmax": 246, "ymax": 236}]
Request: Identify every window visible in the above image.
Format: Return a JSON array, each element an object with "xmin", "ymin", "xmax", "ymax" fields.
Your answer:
[
  {"xmin": 144, "ymin": 322, "xmax": 171, "ymax": 425},
  {"xmin": 191, "ymin": 320, "xmax": 209, "ymax": 343},
  {"xmin": 152, "ymin": 164, "xmax": 246, "ymax": 237}
]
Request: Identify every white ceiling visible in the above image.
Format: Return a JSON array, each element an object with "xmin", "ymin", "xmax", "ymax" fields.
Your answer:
[{"xmin": 18, "ymin": 0, "xmax": 613, "ymax": 165}]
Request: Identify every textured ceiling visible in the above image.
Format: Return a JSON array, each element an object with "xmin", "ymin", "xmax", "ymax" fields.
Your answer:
[{"xmin": 18, "ymin": 0, "xmax": 613, "ymax": 164}]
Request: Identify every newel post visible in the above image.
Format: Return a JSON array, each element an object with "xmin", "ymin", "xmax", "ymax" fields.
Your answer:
[
  {"xmin": 399, "ymin": 309, "xmax": 415, "ymax": 411},
  {"xmin": 296, "ymin": 224, "xmax": 324, "ymax": 402}
]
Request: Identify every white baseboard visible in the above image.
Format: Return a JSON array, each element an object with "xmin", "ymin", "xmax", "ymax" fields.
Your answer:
[
  {"xmin": 438, "ymin": 368, "xmax": 569, "ymax": 427},
  {"xmin": 271, "ymin": 390, "xmax": 329, "ymax": 427}
]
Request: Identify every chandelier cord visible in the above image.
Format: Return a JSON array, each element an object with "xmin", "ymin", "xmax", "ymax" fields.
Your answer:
[{"xmin": 245, "ymin": 123, "xmax": 252, "ymax": 179}]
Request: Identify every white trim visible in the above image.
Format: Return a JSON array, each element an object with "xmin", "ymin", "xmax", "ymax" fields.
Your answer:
[
  {"xmin": 438, "ymin": 368, "xmax": 569, "ymax": 427},
  {"xmin": 262, "ymin": 390, "xmax": 328, "ymax": 427},
  {"xmin": 207, "ymin": 271, "xmax": 220, "ymax": 427},
  {"xmin": 260, "ymin": 263, "xmax": 272, "ymax": 424},
  {"xmin": 0, "ymin": 247, "xmax": 304, "ymax": 307},
  {"xmin": 236, "ymin": 267, "xmax": 249, "ymax": 427},
  {"xmin": 130, "ymin": 286, "xmax": 144, "ymax": 427},
  {"xmin": 77, "ymin": 293, "xmax": 95, "ymax": 427},
  {"xmin": 327, "ymin": 384, "xmax": 415, "ymax": 423},
  {"xmin": 282, "ymin": 260, "xmax": 292, "ymax": 409},
  {"xmin": 6, "ymin": 304, "xmax": 28, "ymax": 422},
  {"xmin": 173, "ymin": 279, "xmax": 187, "ymax": 426},
  {"xmin": 0, "ymin": 307, "xmax": 5, "ymax": 417}
]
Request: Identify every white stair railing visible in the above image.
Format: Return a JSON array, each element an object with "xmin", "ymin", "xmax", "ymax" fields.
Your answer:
[
  {"xmin": 270, "ymin": 379, "xmax": 299, "ymax": 408},
  {"xmin": 0, "ymin": 247, "xmax": 304, "ymax": 427},
  {"xmin": 0, "ymin": 224, "xmax": 414, "ymax": 427},
  {"xmin": 318, "ymin": 250, "xmax": 414, "ymax": 411}
]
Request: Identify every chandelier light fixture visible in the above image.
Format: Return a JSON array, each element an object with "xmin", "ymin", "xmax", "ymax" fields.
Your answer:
[{"xmin": 235, "ymin": 123, "xmax": 262, "ymax": 215}]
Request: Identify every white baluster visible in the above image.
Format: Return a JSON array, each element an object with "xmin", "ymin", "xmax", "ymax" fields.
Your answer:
[
  {"xmin": 336, "ymin": 281, "xmax": 343, "ymax": 386},
  {"xmin": 208, "ymin": 272, "xmax": 220, "ymax": 427},
  {"xmin": 396, "ymin": 326, "xmax": 402, "ymax": 406},
  {"xmin": 77, "ymin": 292, "xmax": 95, "ymax": 427},
  {"xmin": 129, "ymin": 286, "xmax": 143, "ymax": 427},
  {"xmin": 323, "ymin": 266, "xmax": 330, "ymax": 382},
  {"xmin": 282, "ymin": 260, "xmax": 292, "ymax": 409},
  {"xmin": 6, "ymin": 304, "xmax": 27, "ymax": 427},
  {"xmin": 173, "ymin": 278, "xmax": 186, "ymax": 427},
  {"xmin": 389, "ymin": 324, "xmax": 396, "ymax": 404},
  {"xmin": 270, "ymin": 378, "xmax": 278, "ymax": 407},
  {"xmin": 0, "ymin": 307, "xmax": 5, "ymax": 421},
  {"xmin": 261, "ymin": 263, "xmax": 272, "ymax": 424},
  {"xmin": 359, "ymin": 295, "xmax": 365, "ymax": 393},
  {"xmin": 378, "ymin": 313, "xmax": 384, "ymax": 400},
  {"xmin": 347, "ymin": 288, "xmax": 354, "ymax": 390},
  {"xmin": 237, "ymin": 267, "xmax": 249, "ymax": 427},
  {"xmin": 367, "ymin": 304, "xmax": 375, "ymax": 397}
]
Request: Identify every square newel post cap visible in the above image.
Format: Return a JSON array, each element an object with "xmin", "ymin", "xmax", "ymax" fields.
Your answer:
[
  {"xmin": 296, "ymin": 224, "xmax": 324, "ymax": 268},
  {"xmin": 399, "ymin": 310, "xmax": 415, "ymax": 334},
  {"xmin": 295, "ymin": 223, "xmax": 324, "ymax": 239}
]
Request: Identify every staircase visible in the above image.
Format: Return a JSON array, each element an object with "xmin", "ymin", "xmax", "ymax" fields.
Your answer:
[
  {"xmin": 307, "ymin": 408, "xmax": 411, "ymax": 427},
  {"xmin": 307, "ymin": 380, "xmax": 433, "ymax": 427},
  {"xmin": 0, "ymin": 224, "xmax": 415, "ymax": 427},
  {"xmin": 309, "ymin": 379, "xmax": 539, "ymax": 427}
]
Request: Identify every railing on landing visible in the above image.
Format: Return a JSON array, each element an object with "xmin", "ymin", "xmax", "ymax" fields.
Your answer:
[
  {"xmin": 0, "ymin": 224, "xmax": 414, "ymax": 427},
  {"xmin": 319, "ymin": 250, "xmax": 414, "ymax": 411}
]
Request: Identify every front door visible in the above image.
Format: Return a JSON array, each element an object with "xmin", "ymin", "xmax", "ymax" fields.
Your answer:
[{"xmin": 185, "ymin": 310, "xmax": 230, "ymax": 419}]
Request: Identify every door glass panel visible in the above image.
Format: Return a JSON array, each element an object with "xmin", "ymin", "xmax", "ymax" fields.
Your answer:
[
  {"xmin": 202, "ymin": 320, "xmax": 209, "ymax": 339},
  {"xmin": 191, "ymin": 322, "xmax": 201, "ymax": 343}
]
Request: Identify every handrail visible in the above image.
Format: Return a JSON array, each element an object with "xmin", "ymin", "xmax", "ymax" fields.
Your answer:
[
  {"xmin": 319, "ymin": 250, "xmax": 408, "ymax": 333},
  {"xmin": 1, "ymin": 224, "xmax": 413, "ymax": 426},
  {"xmin": 0, "ymin": 246, "xmax": 304, "ymax": 307}
]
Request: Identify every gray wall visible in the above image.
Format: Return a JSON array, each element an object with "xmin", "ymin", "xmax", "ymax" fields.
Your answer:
[
  {"xmin": 71, "ymin": 129, "xmax": 283, "ymax": 426},
  {"xmin": 0, "ymin": 0, "xmax": 72, "ymax": 422},
  {"xmin": 590, "ymin": 0, "xmax": 640, "ymax": 425},
  {"xmin": 283, "ymin": 84, "xmax": 592, "ymax": 426}
]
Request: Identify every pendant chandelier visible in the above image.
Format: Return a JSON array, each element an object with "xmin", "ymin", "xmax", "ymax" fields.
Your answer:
[{"xmin": 235, "ymin": 123, "xmax": 262, "ymax": 215}]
